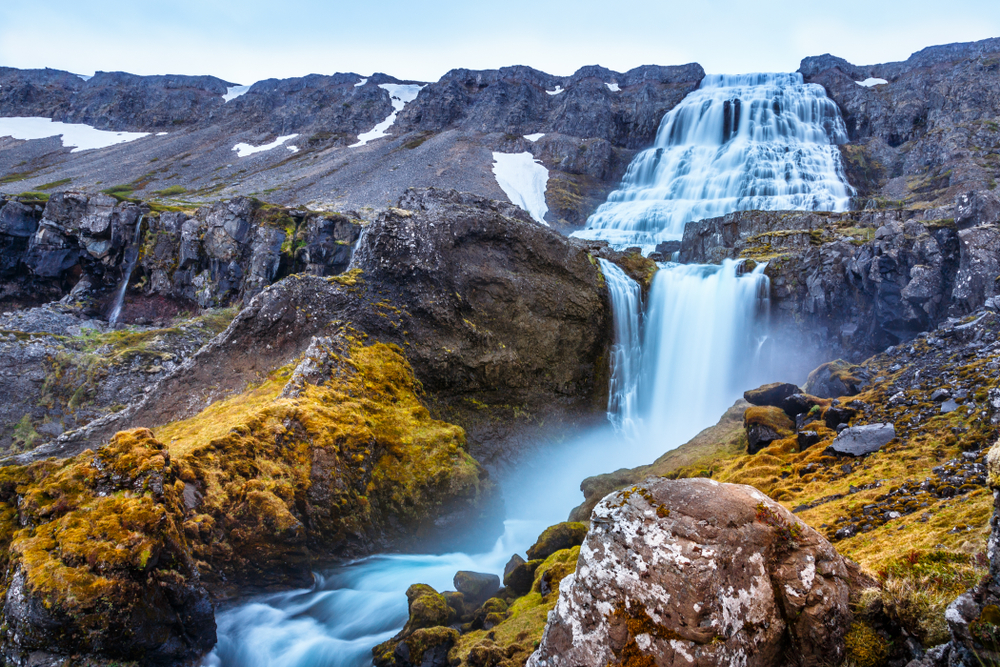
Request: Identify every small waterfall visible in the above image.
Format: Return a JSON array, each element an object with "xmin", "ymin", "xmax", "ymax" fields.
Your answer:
[
  {"xmin": 639, "ymin": 260, "xmax": 769, "ymax": 439},
  {"xmin": 597, "ymin": 259, "xmax": 643, "ymax": 434},
  {"xmin": 573, "ymin": 72, "xmax": 855, "ymax": 250},
  {"xmin": 107, "ymin": 214, "xmax": 144, "ymax": 325}
]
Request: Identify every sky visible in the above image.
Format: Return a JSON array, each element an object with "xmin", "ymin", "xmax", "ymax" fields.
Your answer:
[{"xmin": 2, "ymin": 1, "xmax": 998, "ymax": 84}]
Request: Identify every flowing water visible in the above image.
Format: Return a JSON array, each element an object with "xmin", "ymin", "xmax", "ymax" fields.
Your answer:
[
  {"xmin": 205, "ymin": 72, "xmax": 853, "ymax": 666},
  {"xmin": 107, "ymin": 214, "xmax": 144, "ymax": 325},
  {"xmin": 572, "ymin": 72, "xmax": 854, "ymax": 251}
]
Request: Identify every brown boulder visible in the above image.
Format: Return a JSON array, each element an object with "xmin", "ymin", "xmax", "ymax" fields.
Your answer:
[
  {"xmin": 743, "ymin": 382, "xmax": 802, "ymax": 408},
  {"xmin": 528, "ymin": 478, "xmax": 855, "ymax": 667}
]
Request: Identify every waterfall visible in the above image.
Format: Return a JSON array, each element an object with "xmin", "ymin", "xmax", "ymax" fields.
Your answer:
[
  {"xmin": 639, "ymin": 260, "xmax": 769, "ymax": 439},
  {"xmin": 573, "ymin": 72, "xmax": 854, "ymax": 251},
  {"xmin": 597, "ymin": 259, "xmax": 642, "ymax": 434},
  {"xmin": 206, "ymin": 72, "xmax": 852, "ymax": 667},
  {"xmin": 107, "ymin": 214, "xmax": 144, "ymax": 325}
]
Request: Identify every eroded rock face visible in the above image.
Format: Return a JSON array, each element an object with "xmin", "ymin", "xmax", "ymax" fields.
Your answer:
[{"xmin": 529, "ymin": 478, "xmax": 855, "ymax": 667}]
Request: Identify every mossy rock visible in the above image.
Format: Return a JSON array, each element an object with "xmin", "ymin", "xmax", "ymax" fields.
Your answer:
[
  {"xmin": 374, "ymin": 626, "xmax": 458, "ymax": 667},
  {"xmin": 403, "ymin": 584, "xmax": 452, "ymax": 633},
  {"xmin": 503, "ymin": 558, "xmax": 543, "ymax": 596},
  {"xmin": 743, "ymin": 406, "xmax": 795, "ymax": 455},
  {"xmin": 453, "ymin": 571, "xmax": 500, "ymax": 608},
  {"xmin": 804, "ymin": 359, "xmax": 865, "ymax": 398},
  {"xmin": 743, "ymin": 382, "xmax": 802, "ymax": 408},
  {"xmin": 526, "ymin": 522, "xmax": 588, "ymax": 561},
  {"xmin": 844, "ymin": 621, "xmax": 890, "ymax": 667},
  {"xmin": 465, "ymin": 596, "xmax": 510, "ymax": 632},
  {"xmin": 532, "ymin": 546, "xmax": 581, "ymax": 596}
]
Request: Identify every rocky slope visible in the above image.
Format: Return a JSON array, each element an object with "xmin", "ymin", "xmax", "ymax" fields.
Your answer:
[{"xmin": 0, "ymin": 63, "xmax": 704, "ymax": 232}]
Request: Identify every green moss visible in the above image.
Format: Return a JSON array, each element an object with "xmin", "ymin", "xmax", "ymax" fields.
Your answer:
[
  {"xmin": 9, "ymin": 415, "xmax": 41, "ymax": 452},
  {"xmin": 152, "ymin": 185, "xmax": 187, "ymax": 197},
  {"xmin": 526, "ymin": 522, "xmax": 587, "ymax": 561},
  {"xmin": 844, "ymin": 621, "xmax": 890, "ymax": 667},
  {"xmin": 36, "ymin": 178, "xmax": 72, "ymax": 191}
]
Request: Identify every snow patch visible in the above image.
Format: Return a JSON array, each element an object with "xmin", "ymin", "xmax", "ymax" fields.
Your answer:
[
  {"xmin": 546, "ymin": 86, "xmax": 564, "ymax": 95},
  {"xmin": 605, "ymin": 82, "xmax": 620, "ymax": 92},
  {"xmin": 350, "ymin": 83, "xmax": 426, "ymax": 147},
  {"xmin": 155, "ymin": 132, "xmax": 168, "ymax": 136},
  {"xmin": 855, "ymin": 78, "xmax": 888, "ymax": 87},
  {"xmin": 232, "ymin": 134, "xmax": 299, "ymax": 157},
  {"xmin": 287, "ymin": 145, "xmax": 299, "ymax": 153},
  {"xmin": 223, "ymin": 85, "xmax": 251, "ymax": 102},
  {"xmin": 523, "ymin": 133, "xmax": 545, "ymax": 142},
  {"xmin": 354, "ymin": 77, "xmax": 368, "ymax": 87},
  {"xmin": 491, "ymin": 151, "xmax": 549, "ymax": 225},
  {"xmin": 0, "ymin": 117, "xmax": 150, "ymax": 153}
]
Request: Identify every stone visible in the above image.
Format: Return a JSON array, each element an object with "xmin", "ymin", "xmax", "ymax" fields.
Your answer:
[
  {"xmin": 743, "ymin": 382, "xmax": 802, "ymax": 408},
  {"xmin": 528, "ymin": 478, "xmax": 856, "ymax": 667},
  {"xmin": 526, "ymin": 522, "xmax": 589, "ymax": 561},
  {"xmin": 798, "ymin": 430, "xmax": 822, "ymax": 450},
  {"xmin": 453, "ymin": 571, "xmax": 500, "ymax": 608},
  {"xmin": 824, "ymin": 405, "xmax": 857, "ymax": 430},
  {"xmin": 826, "ymin": 423, "xmax": 896, "ymax": 457},
  {"xmin": 503, "ymin": 558, "xmax": 543, "ymax": 596},
  {"xmin": 804, "ymin": 360, "xmax": 864, "ymax": 399},
  {"xmin": 941, "ymin": 399, "xmax": 960, "ymax": 413},
  {"xmin": 744, "ymin": 405, "xmax": 795, "ymax": 455},
  {"xmin": 930, "ymin": 388, "xmax": 951, "ymax": 401},
  {"xmin": 781, "ymin": 392, "xmax": 823, "ymax": 418}
]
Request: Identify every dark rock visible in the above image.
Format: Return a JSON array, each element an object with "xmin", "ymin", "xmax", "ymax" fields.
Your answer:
[
  {"xmin": 804, "ymin": 360, "xmax": 865, "ymax": 399},
  {"xmin": 453, "ymin": 571, "xmax": 500, "ymax": 608},
  {"xmin": 744, "ymin": 406, "xmax": 795, "ymax": 455},
  {"xmin": 529, "ymin": 478, "xmax": 858, "ymax": 667},
  {"xmin": 798, "ymin": 431, "xmax": 822, "ymax": 450},
  {"xmin": 941, "ymin": 399, "xmax": 960, "ymax": 413},
  {"xmin": 743, "ymin": 382, "xmax": 802, "ymax": 408},
  {"xmin": 372, "ymin": 584, "xmax": 457, "ymax": 667},
  {"xmin": 824, "ymin": 405, "xmax": 857, "ymax": 430},
  {"xmin": 781, "ymin": 393, "xmax": 824, "ymax": 418},
  {"xmin": 503, "ymin": 558, "xmax": 543, "ymax": 597},
  {"xmin": 526, "ymin": 522, "xmax": 589, "ymax": 561},
  {"xmin": 654, "ymin": 240, "xmax": 680, "ymax": 256},
  {"xmin": 930, "ymin": 388, "xmax": 951, "ymax": 401},
  {"xmin": 826, "ymin": 423, "xmax": 896, "ymax": 457}
]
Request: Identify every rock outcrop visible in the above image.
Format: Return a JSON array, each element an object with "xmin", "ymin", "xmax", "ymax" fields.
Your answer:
[
  {"xmin": 0, "ymin": 192, "xmax": 362, "ymax": 313},
  {"xmin": 529, "ymin": 478, "xmax": 858, "ymax": 667}
]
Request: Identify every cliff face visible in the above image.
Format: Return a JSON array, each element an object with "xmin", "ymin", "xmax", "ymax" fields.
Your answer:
[{"xmin": 800, "ymin": 39, "xmax": 1000, "ymax": 215}]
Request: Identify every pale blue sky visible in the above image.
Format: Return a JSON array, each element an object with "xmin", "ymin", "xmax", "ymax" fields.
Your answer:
[{"xmin": 2, "ymin": 1, "xmax": 998, "ymax": 84}]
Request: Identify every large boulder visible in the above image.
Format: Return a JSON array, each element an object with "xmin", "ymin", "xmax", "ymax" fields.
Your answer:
[
  {"xmin": 743, "ymin": 382, "xmax": 802, "ymax": 408},
  {"xmin": 526, "ymin": 522, "xmax": 589, "ymax": 561},
  {"xmin": 528, "ymin": 478, "xmax": 856, "ymax": 667},
  {"xmin": 743, "ymin": 406, "xmax": 795, "ymax": 454},
  {"xmin": 826, "ymin": 423, "xmax": 896, "ymax": 457}
]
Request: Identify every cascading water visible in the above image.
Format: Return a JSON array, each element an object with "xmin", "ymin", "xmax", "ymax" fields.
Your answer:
[
  {"xmin": 597, "ymin": 258, "xmax": 643, "ymax": 434},
  {"xmin": 204, "ymin": 72, "xmax": 853, "ymax": 667},
  {"xmin": 107, "ymin": 214, "xmax": 144, "ymax": 325},
  {"xmin": 573, "ymin": 72, "xmax": 854, "ymax": 251}
]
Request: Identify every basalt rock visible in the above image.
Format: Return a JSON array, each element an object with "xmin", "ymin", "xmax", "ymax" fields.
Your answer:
[
  {"xmin": 826, "ymin": 423, "xmax": 897, "ymax": 457},
  {"xmin": 528, "ymin": 478, "xmax": 859, "ymax": 667},
  {"xmin": 744, "ymin": 381, "xmax": 803, "ymax": 408},
  {"xmin": 525, "ymin": 522, "xmax": 589, "ymax": 561},
  {"xmin": 744, "ymin": 405, "xmax": 795, "ymax": 454},
  {"xmin": 453, "ymin": 571, "xmax": 500, "ymax": 608}
]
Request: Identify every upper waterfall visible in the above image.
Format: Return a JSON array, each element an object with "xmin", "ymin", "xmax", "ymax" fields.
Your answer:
[{"xmin": 573, "ymin": 72, "xmax": 855, "ymax": 250}]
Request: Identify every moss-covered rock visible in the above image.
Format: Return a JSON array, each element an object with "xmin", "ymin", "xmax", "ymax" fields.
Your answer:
[
  {"xmin": 525, "ymin": 522, "xmax": 588, "ymax": 561},
  {"xmin": 743, "ymin": 405, "xmax": 795, "ymax": 454},
  {"xmin": 743, "ymin": 381, "xmax": 802, "ymax": 408},
  {"xmin": 454, "ymin": 571, "xmax": 500, "ymax": 608},
  {"xmin": 503, "ymin": 558, "xmax": 543, "ymax": 596}
]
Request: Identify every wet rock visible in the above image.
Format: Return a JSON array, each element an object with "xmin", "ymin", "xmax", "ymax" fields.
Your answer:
[
  {"xmin": 825, "ymin": 405, "xmax": 857, "ymax": 429},
  {"xmin": 453, "ymin": 571, "xmax": 500, "ymax": 608},
  {"xmin": 526, "ymin": 522, "xmax": 589, "ymax": 561},
  {"xmin": 743, "ymin": 381, "xmax": 802, "ymax": 408},
  {"xmin": 781, "ymin": 392, "xmax": 824, "ymax": 418},
  {"xmin": 373, "ymin": 585, "xmax": 456, "ymax": 667},
  {"xmin": 804, "ymin": 360, "xmax": 865, "ymax": 398},
  {"xmin": 826, "ymin": 423, "xmax": 896, "ymax": 457},
  {"xmin": 528, "ymin": 478, "xmax": 856, "ymax": 667},
  {"xmin": 930, "ymin": 388, "xmax": 951, "ymax": 401},
  {"xmin": 744, "ymin": 405, "xmax": 795, "ymax": 454}
]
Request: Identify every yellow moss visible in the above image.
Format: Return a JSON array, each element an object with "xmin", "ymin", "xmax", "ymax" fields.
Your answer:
[{"xmin": 845, "ymin": 621, "xmax": 890, "ymax": 667}]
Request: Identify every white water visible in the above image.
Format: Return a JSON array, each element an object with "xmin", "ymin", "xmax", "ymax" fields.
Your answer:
[
  {"xmin": 598, "ymin": 259, "xmax": 643, "ymax": 434},
  {"xmin": 203, "ymin": 72, "xmax": 850, "ymax": 667},
  {"xmin": 107, "ymin": 214, "xmax": 144, "ymax": 325},
  {"xmin": 572, "ymin": 72, "xmax": 854, "ymax": 251}
]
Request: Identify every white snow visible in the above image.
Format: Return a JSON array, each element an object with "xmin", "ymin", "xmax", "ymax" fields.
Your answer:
[
  {"xmin": 491, "ymin": 151, "xmax": 549, "ymax": 225},
  {"xmin": 155, "ymin": 132, "xmax": 168, "ymax": 136},
  {"xmin": 223, "ymin": 85, "xmax": 251, "ymax": 102},
  {"xmin": 0, "ymin": 117, "xmax": 150, "ymax": 152},
  {"xmin": 605, "ymin": 82, "xmax": 620, "ymax": 92},
  {"xmin": 523, "ymin": 133, "xmax": 545, "ymax": 142},
  {"xmin": 546, "ymin": 86, "xmax": 564, "ymax": 95},
  {"xmin": 287, "ymin": 145, "xmax": 299, "ymax": 153},
  {"xmin": 350, "ymin": 83, "xmax": 426, "ymax": 147},
  {"xmin": 232, "ymin": 134, "xmax": 299, "ymax": 157},
  {"xmin": 855, "ymin": 78, "xmax": 888, "ymax": 87},
  {"xmin": 354, "ymin": 77, "xmax": 368, "ymax": 87}
]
